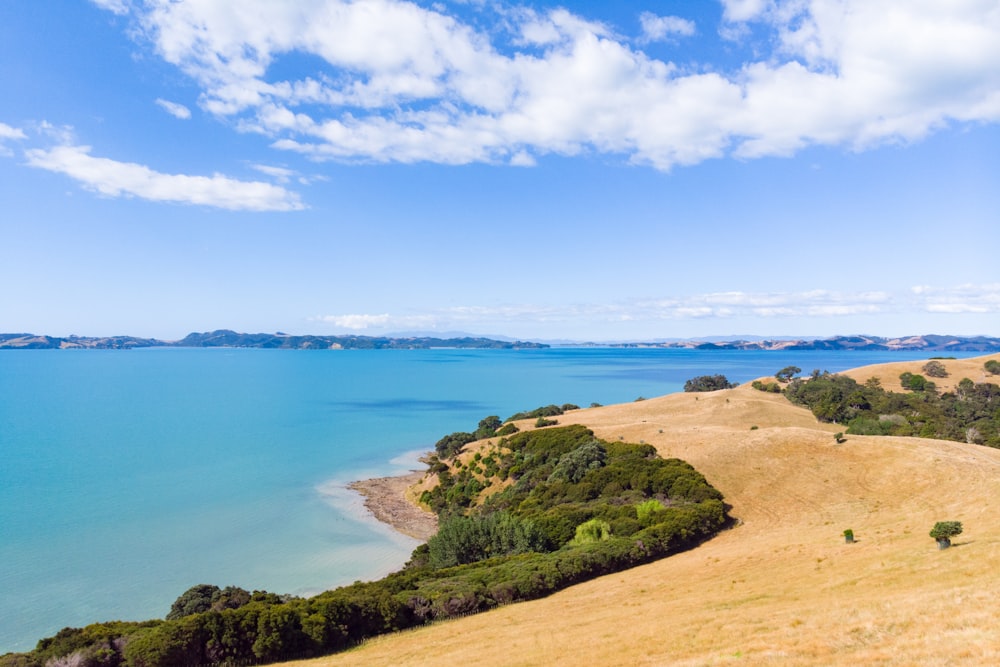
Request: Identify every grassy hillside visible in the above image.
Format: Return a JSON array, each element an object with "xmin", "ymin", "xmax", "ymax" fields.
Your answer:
[{"xmin": 287, "ymin": 354, "xmax": 1000, "ymax": 666}]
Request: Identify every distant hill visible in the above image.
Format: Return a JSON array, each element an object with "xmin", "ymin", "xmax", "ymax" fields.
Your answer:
[
  {"xmin": 2, "ymin": 331, "xmax": 998, "ymax": 351},
  {"xmin": 0, "ymin": 330, "xmax": 547, "ymax": 350},
  {"xmin": 599, "ymin": 334, "xmax": 1000, "ymax": 352}
]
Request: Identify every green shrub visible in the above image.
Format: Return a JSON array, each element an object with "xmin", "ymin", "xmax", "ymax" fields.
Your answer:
[
  {"xmin": 571, "ymin": 519, "xmax": 612, "ymax": 545},
  {"xmin": 684, "ymin": 375, "xmax": 736, "ymax": 392}
]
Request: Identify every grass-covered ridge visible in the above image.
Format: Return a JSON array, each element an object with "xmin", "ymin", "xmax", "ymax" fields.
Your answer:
[{"xmin": 4, "ymin": 426, "xmax": 728, "ymax": 667}]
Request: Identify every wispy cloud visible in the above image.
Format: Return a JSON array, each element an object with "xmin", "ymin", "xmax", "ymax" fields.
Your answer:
[
  {"xmin": 311, "ymin": 313, "xmax": 436, "ymax": 330},
  {"xmin": 312, "ymin": 289, "xmax": 905, "ymax": 333},
  {"xmin": 25, "ymin": 143, "xmax": 305, "ymax": 211},
  {"xmin": 95, "ymin": 0, "xmax": 1000, "ymax": 170},
  {"xmin": 639, "ymin": 13, "xmax": 696, "ymax": 43},
  {"xmin": 155, "ymin": 98, "xmax": 192, "ymax": 119},
  {"xmin": 0, "ymin": 122, "xmax": 27, "ymax": 156},
  {"xmin": 912, "ymin": 284, "xmax": 1000, "ymax": 314}
]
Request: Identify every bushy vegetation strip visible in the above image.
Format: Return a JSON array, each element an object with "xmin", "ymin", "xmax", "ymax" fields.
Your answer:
[
  {"xmin": 6, "ymin": 426, "xmax": 728, "ymax": 667},
  {"xmin": 783, "ymin": 367, "xmax": 1000, "ymax": 447}
]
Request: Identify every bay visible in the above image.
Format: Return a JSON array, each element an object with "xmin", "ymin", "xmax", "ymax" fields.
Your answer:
[{"xmin": 0, "ymin": 346, "xmax": 973, "ymax": 652}]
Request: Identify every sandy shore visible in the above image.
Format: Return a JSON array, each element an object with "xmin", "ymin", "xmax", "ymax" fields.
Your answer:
[{"xmin": 348, "ymin": 470, "xmax": 438, "ymax": 541}]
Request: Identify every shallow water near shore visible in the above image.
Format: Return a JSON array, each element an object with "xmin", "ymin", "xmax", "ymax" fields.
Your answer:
[{"xmin": 0, "ymin": 346, "xmax": 973, "ymax": 652}]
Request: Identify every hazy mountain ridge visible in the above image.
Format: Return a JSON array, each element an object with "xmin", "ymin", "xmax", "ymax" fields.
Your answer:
[
  {"xmin": 598, "ymin": 334, "xmax": 1000, "ymax": 352},
  {"xmin": 2, "ymin": 331, "xmax": 998, "ymax": 351},
  {"xmin": 0, "ymin": 330, "xmax": 547, "ymax": 350}
]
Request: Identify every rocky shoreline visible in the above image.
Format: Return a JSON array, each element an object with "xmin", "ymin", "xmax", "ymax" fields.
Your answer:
[{"xmin": 348, "ymin": 470, "xmax": 438, "ymax": 541}]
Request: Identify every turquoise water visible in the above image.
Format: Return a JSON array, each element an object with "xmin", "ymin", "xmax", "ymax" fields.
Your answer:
[{"xmin": 0, "ymin": 347, "xmax": 972, "ymax": 652}]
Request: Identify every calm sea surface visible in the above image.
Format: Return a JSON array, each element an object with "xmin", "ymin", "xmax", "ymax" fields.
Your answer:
[{"xmin": 0, "ymin": 346, "xmax": 976, "ymax": 652}]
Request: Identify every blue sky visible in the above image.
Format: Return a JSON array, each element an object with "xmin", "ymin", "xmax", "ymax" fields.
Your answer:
[{"xmin": 1, "ymin": 0, "xmax": 997, "ymax": 341}]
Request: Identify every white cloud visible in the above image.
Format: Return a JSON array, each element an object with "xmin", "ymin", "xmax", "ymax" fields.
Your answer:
[
  {"xmin": 89, "ymin": 0, "xmax": 130, "ymax": 16},
  {"xmin": 311, "ymin": 313, "xmax": 440, "ymax": 330},
  {"xmin": 155, "ymin": 98, "xmax": 192, "ymax": 119},
  {"xmin": 0, "ymin": 122, "xmax": 27, "ymax": 141},
  {"xmin": 0, "ymin": 122, "xmax": 27, "ymax": 156},
  {"xmin": 313, "ymin": 289, "xmax": 905, "ymax": 335},
  {"xmin": 639, "ymin": 12, "xmax": 696, "ymax": 43},
  {"xmin": 25, "ymin": 144, "xmax": 304, "ymax": 211},
  {"xmin": 912, "ymin": 283, "xmax": 1000, "ymax": 314},
  {"xmin": 97, "ymin": 0, "xmax": 1000, "ymax": 170}
]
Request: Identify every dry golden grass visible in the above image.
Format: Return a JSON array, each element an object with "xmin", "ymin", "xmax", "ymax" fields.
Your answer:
[{"xmin": 287, "ymin": 354, "xmax": 1000, "ymax": 666}]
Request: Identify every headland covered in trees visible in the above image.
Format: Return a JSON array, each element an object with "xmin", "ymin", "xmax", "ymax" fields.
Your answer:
[{"xmin": 5, "ymin": 353, "xmax": 1000, "ymax": 666}]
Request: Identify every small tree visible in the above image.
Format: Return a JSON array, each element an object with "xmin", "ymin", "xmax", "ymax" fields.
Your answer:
[
  {"xmin": 775, "ymin": 366, "xmax": 801, "ymax": 383},
  {"xmin": 929, "ymin": 521, "xmax": 963, "ymax": 549},
  {"xmin": 922, "ymin": 360, "xmax": 948, "ymax": 378},
  {"xmin": 843, "ymin": 528, "xmax": 854, "ymax": 543},
  {"xmin": 985, "ymin": 359, "xmax": 1000, "ymax": 375}
]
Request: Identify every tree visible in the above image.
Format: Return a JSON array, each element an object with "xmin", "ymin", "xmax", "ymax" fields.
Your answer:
[
  {"xmin": 922, "ymin": 360, "xmax": 948, "ymax": 378},
  {"xmin": 929, "ymin": 521, "xmax": 963, "ymax": 549},
  {"xmin": 683, "ymin": 375, "xmax": 736, "ymax": 392},
  {"xmin": 985, "ymin": 359, "xmax": 1000, "ymax": 375},
  {"xmin": 775, "ymin": 366, "xmax": 801, "ymax": 383},
  {"xmin": 167, "ymin": 584, "xmax": 222, "ymax": 620}
]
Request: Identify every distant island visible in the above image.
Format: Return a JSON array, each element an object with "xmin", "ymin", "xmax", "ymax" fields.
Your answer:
[
  {"xmin": 579, "ymin": 334, "xmax": 1000, "ymax": 352},
  {"xmin": 2, "ymin": 331, "xmax": 998, "ymax": 351},
  {"xmin": 0, "ymin": 330, "xmax": 548, "ymax": 350}
]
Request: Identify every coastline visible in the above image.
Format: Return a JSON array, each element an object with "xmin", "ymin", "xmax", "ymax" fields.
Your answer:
[{"xmin": 347, "ymin": 470, "xmax": 438, "ymax": 541}]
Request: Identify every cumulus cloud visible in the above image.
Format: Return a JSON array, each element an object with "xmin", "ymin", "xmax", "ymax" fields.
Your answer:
[
  {"xmin": 639, "ymin": 13, "xmax": 696, "ymax": 42},
  {"xmin": 155, "ymin": 98, "xmax": 192, "ymax": 119},
  {"xmin": 95, "ymin": 0, "xmax": 1000, "ymax": 170},
  {"xmin": 25, "ymin": 143, "xmax": 304, "ymax": 211}
]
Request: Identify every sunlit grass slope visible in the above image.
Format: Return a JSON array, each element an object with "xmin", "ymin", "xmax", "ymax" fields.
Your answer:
[{"xmin": 288, "ymin": 354, "xmax": 1000, "ymax": 666}]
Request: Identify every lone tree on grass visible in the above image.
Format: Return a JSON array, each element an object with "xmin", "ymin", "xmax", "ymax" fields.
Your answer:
[
  {"xmin": 775, "ymin": 366, "xmax": 801, "ymax": 383},
  {"xmin": 930, "ymin": 521, "xmax": 963, "ymax": 549}
]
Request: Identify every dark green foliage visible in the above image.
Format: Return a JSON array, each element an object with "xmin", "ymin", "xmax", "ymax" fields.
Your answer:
[
  {"xmin": 506, "ymin": 404, "xmax": 565, "ymax": 422},
  {"xmin": 474, "ymin": 416, "xmax": 502, "ymax": 439},
  {"xmin": 930, "ymin": 521, "xmax": 963, "ymax": 548},
  {"xmin": 166, "ymin": 585, "xmax": 252, "ymax": 621},
  {"xmin": 495, "ymin": 423, "xmax": 519, "ymax": 436},
  {"xmin": 683, "ymin": 375, "xmax": 737, "ymax": 392},
  {"xmin": 899, "ymin": 372, "xmax": 935, "ymax": 393},
  {"xmin": 21, "ymin": 426, "xmax": 727, "ymax": 667},
  {"xmin": 427, "ymin": 512, "xmax": 546, "ymax": 568},
  {"xmin": 929, "ymin": 521, "xmax": 963, "ymax": 540},
  {"xmin": 985, "ymin": 359, "xmax": 1000, "ymax": 375},
  {"xmin": 775, "ymin": 366, "xmax": 801, "ymax": 383},
  {"xmin": 434, "ymin": 431, "xmax": 475, "ymax": 459},
  {"xmin": 534, "ymin": 416, "xmax": 558, "ymax": 427},
  {"xmin": 786, "ymin": 370, "xmax": 1000, "ymax": 446},
  {"xmin": 548, "ymin": 440, "xmax": 607, "ymax": 483}
]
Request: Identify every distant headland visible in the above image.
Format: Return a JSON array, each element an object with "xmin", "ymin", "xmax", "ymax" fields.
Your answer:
[{"xmin": 1, "ymin": 331, "xmax": 998, "ymax": 351}]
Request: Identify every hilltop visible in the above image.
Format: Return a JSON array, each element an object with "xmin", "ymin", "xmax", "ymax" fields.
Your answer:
[{"xmin": 287, "ymin": 353, "xmax": 1000, "ymax": 666}]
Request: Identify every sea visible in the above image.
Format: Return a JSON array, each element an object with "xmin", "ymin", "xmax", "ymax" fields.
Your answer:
[{"xmin": 0, "ymin": 346, "xmax": 979, "ymax": 653}]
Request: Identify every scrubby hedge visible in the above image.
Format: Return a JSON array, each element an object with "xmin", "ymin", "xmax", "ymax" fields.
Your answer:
[{"xmin": 6, "ymin": 426, "xmax": 728, "ymax": 667}]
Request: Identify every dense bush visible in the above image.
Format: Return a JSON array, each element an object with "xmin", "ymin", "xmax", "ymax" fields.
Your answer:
[
  {"xmin": 683, "ymin": 375, "xmax": 737, "ymax": 392},
  {"xmin": 985, "ymin": 359, "xmax": 1000, "ymax": 375},
  {"xmin": 751, "ymin": 380, "xmax": 782, "ymax": 393},
  {"xmin": 786, "ymin": 370, "xmax": 1000, "ymax": 447}
]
